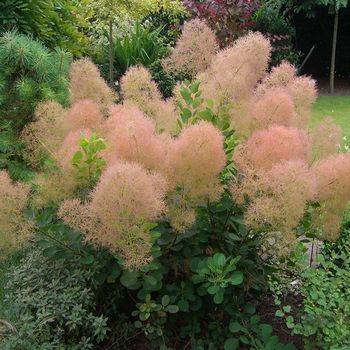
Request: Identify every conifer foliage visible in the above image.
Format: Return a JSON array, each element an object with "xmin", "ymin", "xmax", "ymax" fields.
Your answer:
[{"xmin": 0, "ymin": 31, "xmax": 71, "ymax": 125}]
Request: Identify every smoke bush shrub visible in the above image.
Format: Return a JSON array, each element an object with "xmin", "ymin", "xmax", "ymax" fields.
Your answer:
[
  {"xmin": 3, "ymin": 21, "xmax": 350, "ymax": 348},
  {"xmin": 0, "ymin": 32, "xmax": 71, "ymax": 126}
]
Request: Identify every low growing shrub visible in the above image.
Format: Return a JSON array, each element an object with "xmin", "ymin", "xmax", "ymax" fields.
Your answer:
[{"xmin": 0, "ymin": 245, "xmax": 108, "ymax": 349}]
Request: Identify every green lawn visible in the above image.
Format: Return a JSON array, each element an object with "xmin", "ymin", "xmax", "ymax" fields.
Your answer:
[{"xmin": 311, "ymin": 95, "xmax": 350, "ymax": 137}]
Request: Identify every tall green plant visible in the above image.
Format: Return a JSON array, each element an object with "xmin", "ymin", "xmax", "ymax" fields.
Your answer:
[{"xmin": 111, "ymin": 23, "xmax": 167, "ymax": 77}]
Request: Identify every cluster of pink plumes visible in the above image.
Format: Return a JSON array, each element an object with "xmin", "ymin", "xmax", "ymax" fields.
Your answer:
[{"xmin": 14, "ymin": 20, "xmax": 350, "ymax": 267}]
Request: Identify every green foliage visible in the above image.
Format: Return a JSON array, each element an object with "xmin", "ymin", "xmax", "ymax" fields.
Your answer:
[
  {"xmin": 143, "ymin": 8, "xmax": 188, "ymax": 47},
  {"xmin": 0, "ymin": 119, "xmax": 34, "ymax": 181},
  {"xmin": 253, "ymin": 2, "xmax": 301, "ymax": 67},
  {"xmin": 84, "ymin": 0, "xmax": 185, "ymax": 23},
  {"xmin": 177, "ymin": 80, "xmax": 237, "ymax": 178},
  {"xmin": 20, "ymin": 188, "xmax": 295, "ymax": 348},
  {"xmin": 0, "ymin": 31, "xmax": 71, "ymax": 126},
  {"xmin": 0, "ymin": 245, "xmax": 109, "ymax": 349},
  {"xmin": 72, "ymin": 134, "xmax": 107, "ymax": 188},
  {"xmin": 132, "ymin": 294, "xmax": 179, "ymax": 339},
  {"xmin": 272, "ymin": 226, "xmax": 350, "ymax": 350},
  {"xmin": 0, "ymin": 0, "xmax": 89, "ymax": 56},
  {"xmin": 110, "ymin": 22, "xmax": 168, "ymax": 78},
  {"xmin": 192, "ymin": 253, "xmax": 243, "ymax": 304},
  {"xmin": 149, "ymin": 59, "xmax": 178, "ymax": 98},
  {"xmin": 226, "ymin": 310, "xmax": 296, "ymax": 350},
  {"xmin": 294, "ymin": 254, "xmax": 350, "ymax": 349}
]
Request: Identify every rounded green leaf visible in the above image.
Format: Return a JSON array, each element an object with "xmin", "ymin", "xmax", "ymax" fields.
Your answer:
[
  {"xmin": 178, "ymin": 299, "xmax": 189, "ymax": 312},
  {"xmin": 224, "ymin": 338, "xmax": 239, "ymax": 350},
  {"xmin": 231, "ymin": 271, "xmax": 244, "ymax": 285},
  {"xmin": 166, "ymin": 305, "xmax": 179, "ymax": 314},
  {"xmin": 229, "ymin": 321, "xmax": 241, "ymax": 333},
  {"xmin": 161, "ymin": 295, "xmax": 170, "ymax": 307}
]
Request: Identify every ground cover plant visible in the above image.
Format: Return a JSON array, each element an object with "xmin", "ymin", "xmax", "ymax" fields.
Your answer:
[{"xmin": 0, "ymin": 17, "xmax": 350, "ymax": 350}]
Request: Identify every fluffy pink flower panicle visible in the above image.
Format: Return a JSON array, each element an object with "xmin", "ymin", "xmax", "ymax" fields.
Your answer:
[
  {"xmin": 287, "ymin": 76, "xmax": 317, "ymax": 128},
  {"xmin": 248, "ymin": 88, "xmax": 296, "ymax": 133},
  {"xmin": 21, "ymin": 101, "xmax": 67, "ymax": 166},
  {"xmin": 311, "ymin": 117, "xmax": 342, "ymax": 160},
  {"xmin": 120, "ymin": 66, "xmax": 177, "ymax": 133},
  {"xmin": 245, "ymin": 160, "xmax": 316, "ymax": 232},
  {"xmin": 0, "ymin": 171, "xmax": 33, "ymax": 251},
  {"xmin": 63, "ymin": 99, "xmax": 104, "ymax": 134},
  {"xmin": 233, "ymin": 125, "xmax": 311, "ymax": 173},
  {"xmin": 69, "ymin": 58, "xmax": 116, "ymax": 114},
  {"xmin": 231, "ymin": 124, "xmax": 316, "ymax": 255},
  {"xmin": 256, "ymin": 61, "xmax": 297, "ymax": 96},
  {"xmin": 59, "ymin": 162, "xmax": 167, "ymax": 269},
  {"xmin": 102, "ymin": 104, "xmax": 168, "ymax": 172},
  {"xmin": 198, "ymin": 32, "xmax": 271, "ymax": 132},
  {"xmin": 312, "ymin": 154, "xmax": 350, "ymax": 241},
  {"xmin": 255, "ymin": 61, "xmax": 317, "ymax": 129},
  {"xmin": 162, "ymin": 19, "xmax": 219, "ymax": 77},
  {"xmin": 165, "ymin": 121, "xmax": 226, "ymax": 231}
]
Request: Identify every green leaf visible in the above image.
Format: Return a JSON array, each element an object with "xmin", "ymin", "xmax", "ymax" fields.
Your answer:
[
  {"xmin": 239, "ymin": 335, "xmax": 249, "ymax": 345},
  {"xmin": 166, "ymin": 305, "xmax": 179, "ymax": 313},
  {"xmin": 261, "ymin": 324, "xmax": 272, "ymax": 338},
  {"xmin": 161, "ymin": 295, "xmax": 170, "ymax": 307},
  {"xmin": 213, "ymin": 290, "xmax": 224, "ymax": 304},
  {"xmin": 120, "ymin": 270, "xmax": 140, "ymax": 290},
  {"xmin": 181, "ymin": 108, "xmax": 192, "ymax": 120},
  {"xmin": 177, "ymin": 299, "xmax": 189, "ymax": 312},
  {"xmin": 206, "ymin": 99, "xmax": 214, "ymax": 108},
  {"xmin": 198, "ymin": 108, "xmax": 213, "ymax": 120},
  {"xmin": 144, "ymin": 275, "xmax": 157, "ymax": 287},
  {"xmin": 207, "ymin": 285, "xmax": 220, "ymax": 295},
  {"xmin": 229, "ymin": 321, "xmax": 241, "ymax": 333},
  {"xmin": 286, "ymin": 315, "xmax": 294, "ymax": 329},
  {"xmin": 250, "ymin": 315, "xmax": 260, "ymax": 325},
  {"xmin": 231, "ymin": 271, "xmax": 244, "ymax": 285},
  {"xmin": 192, "ymin": 97, "xmax": 202, "ymax": 109},
  {"xmin": 244, "ymin": 303, "xmax": 256, "ymax": 314},
  {"xmin": 283, "ymin": 305, "xmax": 291, "ymax": 313},
  {"xmin": 72, "ymin": 150, "xmax": 83, "ymax": 165},
  {"xmin": 275, "ymin": 310, "xmax": 284, "ymax": 317},
  {"xmin": 224, "ymin": 338, "xmax": 239, "ymax": 350},
  {"xmin": 180, "ymin": 87, "xmax": 192, "ymax": 104},
  {"xmin": 190, "ymin": 81, "xmax": 200, "ymax": 94},
  {"xmin": 213, "ymin": 252, "xmax": 226, "ymax": 267}
]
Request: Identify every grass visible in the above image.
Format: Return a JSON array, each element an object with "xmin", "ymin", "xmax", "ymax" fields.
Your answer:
[{"xmin": 311, "ymin": 95, "xmax": 350, "ymax": 137}]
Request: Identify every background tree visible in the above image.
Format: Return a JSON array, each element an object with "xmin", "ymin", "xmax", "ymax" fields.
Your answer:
[
  {"xmin": 274, "ymin": 0, "xmax": 349, "ymax": 93},
  {"xmin": 0, "ymin": 0, "xmax": 89, "ymax": 56}
]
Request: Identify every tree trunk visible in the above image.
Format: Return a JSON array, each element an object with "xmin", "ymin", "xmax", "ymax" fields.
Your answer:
[
  {"xmin": 330, "ymin": 9, "xmax": 339, "ymax": 94},
  {"xmin": 108, "ymin": 19, "xmax": 114, "ymax": 87}
]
